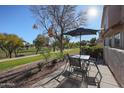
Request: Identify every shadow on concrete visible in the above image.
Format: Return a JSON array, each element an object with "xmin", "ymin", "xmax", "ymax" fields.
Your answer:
[
  {"xmin": 57, "ymin": 78, "xmax": 82, "ymax": 88},
  {"xmin": 87, "ymin": 77, "xmax": 97, "ymax": 86}
]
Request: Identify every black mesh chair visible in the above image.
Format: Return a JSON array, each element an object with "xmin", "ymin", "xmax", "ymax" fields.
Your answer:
[
  {"xmin": 87, "ymin": 57, "xmax": 102, "ymax": 88},
  {"xmin": 67, "ymin": 55, "xmax": 90, "ymax": 80},
  {"xmin": 40, "ymin": 54, "xmax": 91, "ymax": 88}
]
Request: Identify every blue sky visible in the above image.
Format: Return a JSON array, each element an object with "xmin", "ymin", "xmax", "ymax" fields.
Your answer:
[{"xmin": 0, "ymin": 5, "xmax": 103, "ymax": 43}]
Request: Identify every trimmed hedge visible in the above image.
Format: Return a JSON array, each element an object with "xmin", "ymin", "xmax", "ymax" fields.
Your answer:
[{"xmin": 81, "ymin": 45, "xmax": 103, "ymax": 59}]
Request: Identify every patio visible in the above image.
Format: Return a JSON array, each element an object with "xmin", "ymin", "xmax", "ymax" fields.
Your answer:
[{"xmin": 31, "ymin": 60, "xmax": 120, "ymax": 88}]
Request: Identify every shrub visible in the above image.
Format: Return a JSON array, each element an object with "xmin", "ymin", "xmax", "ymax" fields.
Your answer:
[
  {"xmin": 37, "ymin": 63, "xmax": 44, "ymax": 71},
  {"xmin": 55, "ymin": 52, "xmax": 65, "ymax": 61},
  {"xmin": 81, "ymin": 45, "xmax": 103, "ymax": 59},
  {"xmin": 40, "ymin": 47, "xmax": 51, "ymax": 63}
]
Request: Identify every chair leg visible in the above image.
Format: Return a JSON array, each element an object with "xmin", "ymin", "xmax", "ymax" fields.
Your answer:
[
  {"xmin": 68, "ymin": 66, "xmax": 72, "ymax": 76},
  {"xmin": 82, "ymin": 73, "xmax": 84, "ymax": 80},
  {"xmin": 84, "ymin": 73, "xmax": 87, "ymax": 81},
  {"xmin": 97, "ymin": 83, "xmax": 100, "ymax": 88},
  {"xmin": 69, "ymin": 66, "xmax": 71, "ymax": 72},
  {"xmin": 71, "ymin": 67, "xmax": 73, "ymax": 72}
]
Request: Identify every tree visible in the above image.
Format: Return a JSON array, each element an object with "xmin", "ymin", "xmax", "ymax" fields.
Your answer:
[
  {"xmin": 0, "ymin": 33, "xmax": 8, "ymax": 57},
  {"xmin": 0, "ymin": 33, "xmax": 23, "ymax": 58},
  {"xmin": 40, "ymin": 47, "xmax": 51, "ymax": 63},
  {"xmin": 51, "ymin": 40, "xmax": 59, "ymax": 52},
  {"xmin": 89, "ymin": 38, "xmax": 97, "ymax": 46},
  {"xmin": 63, "ymin": 36, "xmax": 70, "ymax": 49},
  {"xmin": 51, "ymin": 36, "xmax": 70, "ymax": 51},
  {"xmin": 25, "ymin": 42, "xmax": 30, "ymax": 50},
  {"xmin": 90, "ymin": 38, "xmax": 96, "ymax": 44},
  {"xmin": 81, "ymin": 40, "xmax": 87, "ymax": 46},
  {"xmin": 33, "ymin": 34, "xmax": 49, "ymax": 54},
  {"xmin": 31, "ymin": 5, "xmax": 86, "ymax": 53}
]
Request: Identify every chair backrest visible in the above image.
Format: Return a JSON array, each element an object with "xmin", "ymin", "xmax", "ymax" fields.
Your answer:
[
  {"xmin": 69, "ymin": 57, "xmax": 81, "ymax": 68},
  {"xmin": 89, "ymin": 57, "xmax": 97, "ymax": 63},
  {"xmin": 64, "ymin": 54, "xmax": 70, "ymax": 62},
  {"xmin": 88, "ymin": 57, "xmax": 102, "ymax": 87},
  {"xmin": 65, "ymin": 54, "xmax": 83, "ymax": 68}
]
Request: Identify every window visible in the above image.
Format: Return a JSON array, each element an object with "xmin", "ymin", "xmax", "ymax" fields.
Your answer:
[
  {"xmin": 114, "ymin": 33, "xmax": 120, "ymax": 48},
  {"xmin": 109, "ymin": 37, "xmax": 112, "ymax": 47},
  {"xmin": 104, "ymin": 37, "xmax": 112, "ymax": 47},
  {"xmin": 104, "ymin": 38, "xmax": 109, "ymax": 46}
]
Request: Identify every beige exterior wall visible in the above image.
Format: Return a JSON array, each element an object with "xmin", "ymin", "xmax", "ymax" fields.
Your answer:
[
  {"xmin": 102, "ymin": 6, "xmax": 124, "ymax": 87},
  {"xmin": 104, "ymin": 47, "xmax": 124, "ymax": 87},
  {"xmin": 121, "ymin": 30, "xmax": 124, "ymax": 49},
  {"xmin": 107, "ymin": 6, "xmax": 121, "ymax": 29},
  {"xmin": 121, "ymin": 6, "xmax": 124, "ymax": 22},
  {"xmin": 104, "ymin": 6, "xmax": 124, "ymax": 30}
]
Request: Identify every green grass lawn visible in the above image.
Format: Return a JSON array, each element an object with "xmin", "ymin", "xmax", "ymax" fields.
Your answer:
[{"xmin": 0, "ymin": 48, "xmax": 79, "ymax": 71}]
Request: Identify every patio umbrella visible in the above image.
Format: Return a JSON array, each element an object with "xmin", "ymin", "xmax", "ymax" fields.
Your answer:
[{"xmin": 63, "ymin": 27, "xmax": 98, "ymax": 54}]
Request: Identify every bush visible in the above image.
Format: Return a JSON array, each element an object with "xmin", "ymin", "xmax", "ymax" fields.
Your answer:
[
  {"xmin": 40, "ymin": 47, "xmax": 51, "ymax": 62},
  {"xmin": 81, "ymin": 45, "xmax": 103, "ymax": 59},
  {"xmin": 37, "ymin": 63, "xmax": 44, "ymax": 71},
  {"xmin": 55, "ymin": 52, "xmax": 65, "ymax": 61}
]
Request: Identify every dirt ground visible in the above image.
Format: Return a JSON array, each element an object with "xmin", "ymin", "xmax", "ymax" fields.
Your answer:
[
  {"xmin": 0, "ymin": 60, "xmax": 66, "ymax": 88},
  {"xmin": 19, "ymin": 61, "xmax": 65, "ymax": 88}
]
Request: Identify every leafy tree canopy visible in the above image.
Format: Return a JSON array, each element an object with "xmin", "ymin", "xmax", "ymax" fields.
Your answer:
[{"xmin": 0, "ymin": 33, "xmax": 24, "ymax": 58}]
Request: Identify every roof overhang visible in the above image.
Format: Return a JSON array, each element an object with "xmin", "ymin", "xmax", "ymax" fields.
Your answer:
[{"xmin": 102, "ymin": 22, "xmax": 124, "ymax": 38}]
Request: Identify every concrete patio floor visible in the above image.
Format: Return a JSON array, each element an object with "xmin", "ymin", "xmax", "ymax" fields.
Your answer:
[{"xmin": 31, "ymin": 63, "xmax": 120, "ymax": 88}]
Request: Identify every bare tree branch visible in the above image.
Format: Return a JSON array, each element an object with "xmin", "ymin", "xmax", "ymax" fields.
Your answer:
[{"xmin": 31, "ymin": 5, "xmax": 87, "ymax": 52}]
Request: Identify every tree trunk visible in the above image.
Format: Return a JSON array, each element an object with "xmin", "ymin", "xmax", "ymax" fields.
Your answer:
[
  {"xmin": 4, "ymin": 50, "xmax": 8, "ymax": 57},
  {"xmin": 36, "ymin": 48, "xmax": 39, "ymax": 54},
  {"xmin": 5, "ymin": 52, "xmax": 8, "ymax": 57},
  {"xmin": 60, "ymin": 32, "xmax": 63, "ymax": 53},
  {"xmin": 53, "ymin": 47, "xmax": 55, "ymax": 52},
  {"xmin": 14, "ymin": 50, "xmax": 17, "ymax": 57},
  {"xmin": 60, "ymin": 40, "xmax": 63, "ymax": 53},
  {"xmin": 0, "ymin": 47, "xmax": 8, "ymax": 57},
  {"xmin": 9, "ymin": 51, "xmax": 12, "ymax": 58}
]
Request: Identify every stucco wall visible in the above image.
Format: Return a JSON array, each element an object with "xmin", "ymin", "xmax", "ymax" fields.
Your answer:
[
  {"xmin": 108, "ymin": 6, "xmax": 121, "ymax": 28},
  {"xmin": 104, "ymin": 47, "xmax": 124, "ymax": 87},
  {"xmin": 103, "ymin": 6, "xmax": 124, "ymax": 30}
]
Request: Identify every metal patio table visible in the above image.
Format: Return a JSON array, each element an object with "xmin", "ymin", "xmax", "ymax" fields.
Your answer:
[
  {"xmin": 70, "ymin": 55, "xmax": 90, "ymax": 61},
  {"xmin": 69, "ymin": 54, "xmax": 91, "ymax": 78},
  {"xmin": 69, "ymin": 54, "xmax": 90, "ymax": 71}
]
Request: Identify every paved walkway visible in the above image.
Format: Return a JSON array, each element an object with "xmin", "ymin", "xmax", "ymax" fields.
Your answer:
[
  {"xmin": 0, "ymin": 48, "xmax": 77, "ymax": 63},
  {"xmin": 0, "ymin": 54, "xmax": 40, "ymax": 62},
  {"xmin": 31, "ymin": 63, "xmax": 120, "ymax": 88},
  {"xmin": 89, "ymin": 64, "xmax": 119, "ymax": 88}
]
